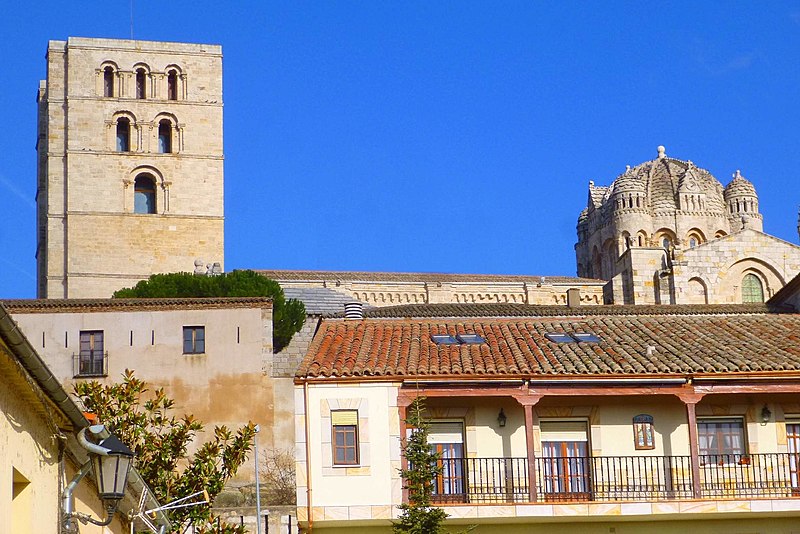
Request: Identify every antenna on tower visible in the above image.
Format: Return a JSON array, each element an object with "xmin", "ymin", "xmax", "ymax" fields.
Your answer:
[{"xmin": 130, "ymin": 0, "xmax": 135, "ymax": 39}]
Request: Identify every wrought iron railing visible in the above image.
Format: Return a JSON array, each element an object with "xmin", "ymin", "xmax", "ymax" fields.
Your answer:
[
  {"xmin": 431, "ymin": 453, "xmax": 800, "ymax": 504},
  {"xmin": 72, "ymin": 351, "xmax": 108, "ymax": 378}
]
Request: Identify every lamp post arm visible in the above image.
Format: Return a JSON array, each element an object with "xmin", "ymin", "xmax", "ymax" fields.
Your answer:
[{"xmin": 78, "ymin": 424, "xmax": 113, "ymax": 456}]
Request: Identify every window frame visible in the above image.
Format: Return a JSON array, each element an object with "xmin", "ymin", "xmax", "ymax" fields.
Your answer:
[
  {"xmin": 331, "ymin": 410, "xmax": 359, "ymax": 466},
  {"xmin": 697, "ymin": 417, "xmax": 746, "ymax": 464},
  {"xmin": 77, "ymin": 330, "xmax": 106, "ymax": 377},
  {"xmin": 182, "ymin": 325, "xmax": 206, "ymax": 354}
]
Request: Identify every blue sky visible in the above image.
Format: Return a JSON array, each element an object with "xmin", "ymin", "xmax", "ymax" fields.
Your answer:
[{"xmin": 2, "ymin": 2, "xmax": 800, "ymax": 298}]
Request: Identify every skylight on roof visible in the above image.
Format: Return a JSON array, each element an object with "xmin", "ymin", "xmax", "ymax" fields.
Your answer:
[
  {"xmin": 545, "ymin": 332, "xmax": 601, "ymax": 343},
  {"xmin": 431, "ymin": 334, "xmax": 459, "ymax": 345},
  {"xmin": 456, "ymin": 333, "xmax": 485, "ymax": 344},
  {"xmin": 545, "ymin": 333, "xmax": 575, "ymax": 343}
]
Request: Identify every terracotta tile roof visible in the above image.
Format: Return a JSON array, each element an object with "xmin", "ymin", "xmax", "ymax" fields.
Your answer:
[
  {"xmin": 257, "ymin": 269, "xmax": 603, "ymax": 285},
  {"xmin": 1, "ymin": 297, "xmax": 272, "ymax": 314},
  {"xmin": 330, "ymin": 303, "xmax": 785, "ymax": 319},
  {"xmin": 298, "ymin": 311, "xmax": 800, "ymax": 379}
]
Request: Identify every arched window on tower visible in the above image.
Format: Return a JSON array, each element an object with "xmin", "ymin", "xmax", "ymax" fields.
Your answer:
[
  {"xmin": 116, "ymin": 118, "xmax": 130, "ymax": 152},
  {"xmin": 741, "ymin": 273, "xmax": 764, "ymax": 303},
  {"xmin": 134, "ymin": 174, "xmax": 156, "ymax": 214},
  {"xmin": 135, "ymin": 69, "xmax": 146, "ymax": 99},
  {"xmin": 158, "ymin": 120, "xmax": 172, "ymax": 153},
  {"xmin": 167, "ymin": 70, "xmax": 178, "ymax": 100},
  {"xmin": 103, "ymin": 66, "xmax": 115, "ymax": 97}
]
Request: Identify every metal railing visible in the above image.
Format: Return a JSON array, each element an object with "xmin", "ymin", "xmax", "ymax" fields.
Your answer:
[
  {"xmin": 431, "ymin": 453, "xmax": 800, "ymax": 504},
  {"xmin": 72, "ymin": 351, "xmax": 108, "ymax": 378}
]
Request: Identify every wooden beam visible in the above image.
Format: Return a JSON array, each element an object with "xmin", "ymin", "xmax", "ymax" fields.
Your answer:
[
  {"xmin": 684, "ymin": 400, "xmax": 702, "ymax": 499},
  {"xmin": 523, "ymin": 403, "xmax": 538, "ymax": 503}
]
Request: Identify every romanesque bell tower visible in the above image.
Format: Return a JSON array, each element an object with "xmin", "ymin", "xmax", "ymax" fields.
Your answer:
[{"xmin": 36, "ymin": 38, "xmax": 224, "ymax": 298}]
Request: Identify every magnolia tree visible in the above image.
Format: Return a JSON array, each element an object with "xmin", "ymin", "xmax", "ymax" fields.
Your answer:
[{"xmin": 74, "ymin": 370, "xmax": 256, "ymax": 533}]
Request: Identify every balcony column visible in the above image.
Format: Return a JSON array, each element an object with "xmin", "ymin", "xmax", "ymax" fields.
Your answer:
[
  {"xmin": 515, "ymin": 394, "xmax": 542, "ymax": 503},
  {"xmin": 677, "ymin": 391, "xmax": 705, "ymax": 499}
]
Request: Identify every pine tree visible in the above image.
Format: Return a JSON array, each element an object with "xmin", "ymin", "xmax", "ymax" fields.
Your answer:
[{"xmin": 393, "ymin": 397, "xmax": 448, "ymax": 534}]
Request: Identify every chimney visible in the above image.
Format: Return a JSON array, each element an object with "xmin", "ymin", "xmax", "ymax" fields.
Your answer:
[
  {"xmin": 344, "ymin": 302, "xmax": 364, "ymax": 320},
  {"xmin": 567, "ymin": 288, "xmax": 581, "ymax": 308}
]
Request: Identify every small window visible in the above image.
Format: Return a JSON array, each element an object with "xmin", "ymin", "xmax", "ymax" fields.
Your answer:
[
  {"xmin": 103, "ymin": 66, "xmax": 114, "ymax": 97},
  {"xmin": 698, "ymin": 418, "xmax": 745, "ymax": 463},
  {"xmin": 545, "ymin": 333, "xmax": 575, "ymax": 343},
  {"xmin": 661, "ymin": 237, "xmax": 671, "ymax": 250},
  {"xmin": 167, "ymin": 70, "xmax": 178, "ymax": 100},
  {"xmin": 332, "ymin": 410, "xmax": 359, "ymax": 465},
  {"xmin": 689, "ymin": 237, "xmax": 697, "ymax": 248},
  {"xmin": 116, "ymin": 118, "xmax": 130, "ymax": 152},
  {"xmin": 741, "ymin": 273, "xmax": 764, "ymax": 303},
  {"xmin": 158, "ymin": 120, "xmax": 172, "ymax": 153},
  {"xmin": 135, "ymin": 69, "xmax": 146, "ymax": 99},
  {"xmin": 431, "ymin": 334, "xmax": 459, "ymax": 345},
  {"xmin": 183, "ymin": 326, "xmax": 205, "ymax": 354},
  {"xmin": 571, "ymin": 333, "xmax": 600, "ymax": 343},
  {"xmin": 77, "ymin": 330, "xmax": 105, "ymax": 377},
  {"xmin": 134, "ymin": 174, "xmax": 156, "ymax": 214},
  {"xmin": 633, "ymin": 414, "xmax": 655, "ymax": 450},
  {"xmin": 456, "ymin": 333, "xmax": 485, "ymax": 344}
]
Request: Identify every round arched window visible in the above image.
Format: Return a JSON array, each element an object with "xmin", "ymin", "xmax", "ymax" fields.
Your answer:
[
  {"xmin": 134, "ymin": 174, "xmax": 156, "ymax": 214},
  {"xmin": 741, "ymin": 273, "xmax": 764, "ymax": 303}
]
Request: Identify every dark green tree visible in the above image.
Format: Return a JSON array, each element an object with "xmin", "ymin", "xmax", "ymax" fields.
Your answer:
[
  {"xmin": 113, "ymin": 270, "xmax": 305, "ymax": 351},
  {"xmin": 74, "ymin": 370, "xmax": 256, "ymax": 533},
  {"xmin": 393, "ymin": 397, "xmax": 448, "ymax": 534}
]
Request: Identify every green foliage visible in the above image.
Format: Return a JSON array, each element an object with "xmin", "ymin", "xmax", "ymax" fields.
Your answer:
[
  {"xmin": 393, "ymin": 397, "xmax": 448, "ymax": 534},
  {"xmin": 113, "ymin": 270, "xmax": 306, "ymax": 351},
  {"xmin": 74, "ymin": 370, "xmax": 256, "ymax": 533}
]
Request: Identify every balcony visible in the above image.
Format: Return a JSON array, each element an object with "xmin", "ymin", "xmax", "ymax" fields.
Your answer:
[
  {"xmin": 432, "ymin": 453, "xmax": 800, "ymax": 504},
  {"xmin": 72, "ymin": 351, "xmax": 108, "ymax": 378}
]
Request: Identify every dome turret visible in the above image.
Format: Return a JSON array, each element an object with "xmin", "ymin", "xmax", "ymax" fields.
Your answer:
[{"xmin": 724, "ymin": 170, "xmax": 761, "ymax": 230}]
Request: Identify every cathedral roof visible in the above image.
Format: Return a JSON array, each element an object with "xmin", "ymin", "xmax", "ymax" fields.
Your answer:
[{"xmin": 724, "ymin": 170, "xmax": 758, "ymax": 198}]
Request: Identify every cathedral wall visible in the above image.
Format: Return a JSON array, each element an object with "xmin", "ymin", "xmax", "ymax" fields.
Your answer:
[{"xmin": 672, "ymin": 230, "xmax": 800, "ymax": 304}]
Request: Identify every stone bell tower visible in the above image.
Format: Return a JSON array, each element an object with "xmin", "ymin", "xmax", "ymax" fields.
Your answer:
[{"xmin": 36, "ymin": 37, "xmax": 224, "ymax": 298}]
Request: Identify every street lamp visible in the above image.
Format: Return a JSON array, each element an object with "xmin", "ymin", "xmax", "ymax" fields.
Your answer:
[{"xmin": 63, "ymin": 424, "xmax": 135, "ymax": 531}]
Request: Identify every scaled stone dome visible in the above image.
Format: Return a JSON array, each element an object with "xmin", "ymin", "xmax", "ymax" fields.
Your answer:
[
  {"xmin": 603, "ymin": 146, "xmax": 726, "ymax": 213},
  {"xmin": 724, "ymin": 170, "xmax": 758, "ymax": 199}
]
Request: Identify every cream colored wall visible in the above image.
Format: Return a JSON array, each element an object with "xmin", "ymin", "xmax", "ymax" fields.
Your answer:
[
  {"xmin": 298, "ymin": 383, "xmax": 401, "ymax": 511},
  {"xmin": 0, "ymin": 344, "xmax": 60, "ymax": 534}
]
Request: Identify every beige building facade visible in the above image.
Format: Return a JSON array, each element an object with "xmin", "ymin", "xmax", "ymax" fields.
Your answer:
[{"xmin": 37, "ymin": 37, "xmax": 224, "ymax": 299}]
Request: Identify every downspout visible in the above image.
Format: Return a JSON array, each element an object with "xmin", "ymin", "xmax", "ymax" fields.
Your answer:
[{"xmin": 304, "ymin": 381, "xmax": 313, "ymax": 532}]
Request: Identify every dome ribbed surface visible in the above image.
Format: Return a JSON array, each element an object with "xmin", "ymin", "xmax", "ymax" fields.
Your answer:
[{"xmin": 724, "ymin": 171, "xmax": 757, "ymax": 198}]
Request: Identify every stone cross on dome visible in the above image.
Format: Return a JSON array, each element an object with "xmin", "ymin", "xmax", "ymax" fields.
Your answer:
[{"xmin": 657, "ymin": 145, "xmax": 666, "ymax": 159}]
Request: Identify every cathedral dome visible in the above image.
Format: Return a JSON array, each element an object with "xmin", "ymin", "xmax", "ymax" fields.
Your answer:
[
  {"xmin": 724, "ymin": 170, "xmax": 757, "ymax": 199},
  {"xmin": 605, "ymin": 146, "xmax": 726, "ymax": 214}
]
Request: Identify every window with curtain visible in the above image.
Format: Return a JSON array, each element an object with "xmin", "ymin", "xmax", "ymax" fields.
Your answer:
[{"xmin": 698, "ymin": 418, "xmax": 745, "ymax": 463}]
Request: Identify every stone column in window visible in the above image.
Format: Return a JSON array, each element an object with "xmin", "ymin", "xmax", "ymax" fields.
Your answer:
[
  {"xmin": 162, "ymin": 181, "xmax": 172, "ymax": 213},
  {"xmin": 177, "ymin": 123, "xmax": 186, "ymax": 153},
  {"xmin": 122, "ymin": 179, "xmax": 133, "ymax": 212},
  {"xmin": 104, "ymin": 120, "xmax": 114, "ymax": 151},
  {"xmin": 180, "ymin": 74, "xmax": 188, "ymax": 99},
  {"xmin": 145, "ymin": 122, "xmax": 154, "ymax": 153}
]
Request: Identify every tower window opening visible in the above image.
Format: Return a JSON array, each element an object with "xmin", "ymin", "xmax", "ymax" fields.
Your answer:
[
  {"xmin": 103, "ymin": 66, "xmax": 114, "ymax": 97},
  {"xmin": 167, "ymin": 70, "xmax": 178, "ymax": 100},
  {"xmin": 135, "ymin": 69, "xmax": 146, "ymax": 99},
  {"xmin": 158, "ymin": 120, "xmax": 172, "ymax": 153},
  {"xmin": 116, "ymin": 118, "xmax": 130, "ymax": 152},
  {"xmin": 134, "ymin": 174, "xmax": 156, "ymax": 214}
]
